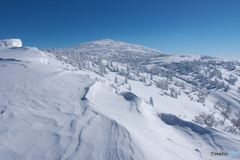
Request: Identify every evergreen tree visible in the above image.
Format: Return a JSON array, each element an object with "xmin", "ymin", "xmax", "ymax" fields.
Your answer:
[
  {"xmin": 116, "ymin": 65, "xmax": 119, "ymax": 72},
  {"xmin": 149, "ymin": 81, "xmax": 152, "ymax": 86},
  {"xmin": 137, "ymin": 69, "xmax": 140, "ymax": 77},
  {"xmin": 110, "ymin": 60, "xmax": 113, "ymax": 67},
  {"xmin": 142, "ymin": 75, "xmax": 146, "ymax": 82},
  {"xmin": 149, "ymin": 97, "xmax": 154, "ymax": 107},
  {"xmin": 115, "ymin": 76, "xmax": 118, "ymax": 84},
  {"xmin": 127, "ymin": 63, "xmax": 130, "ymax": 72},
  {"xmin": 224, "ymin": 84, "xmax": 230, "ymax": 92},
  {"xmin": 150, "ymin": 74, "xmax": 153, "ymax": 80},
  {"xmin": 181, "ymin": 81, "xmax": 185, "ymax": 90}
]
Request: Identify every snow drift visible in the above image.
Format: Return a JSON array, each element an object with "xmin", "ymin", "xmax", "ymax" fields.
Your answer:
[{"xmin": 0, "ymin": 39, "xmax": 22, "ymax": 48}]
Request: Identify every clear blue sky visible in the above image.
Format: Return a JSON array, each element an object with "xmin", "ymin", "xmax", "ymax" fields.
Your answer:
[{"xmin": 1, "ymin": 0, "xmax": 239, "ymax": 60}]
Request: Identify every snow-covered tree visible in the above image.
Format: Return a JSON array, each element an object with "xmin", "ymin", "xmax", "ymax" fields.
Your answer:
[
  {"xmin": 137, "ymin": 69, "xmax": 140, "ymax": 77},
  {"xmin": 110, "ymin": 60, "xmax": 113, "ymax": 68},
  {"xmin": 181, "ymin": 81, "xmax": 185, "ymax": 90},
  {"xmin": 129, "ymin": 84, "xmax": 131, "ymax": 91},
  {"xmin": 142, "ymin": 75, "xmax": 146, "ymax": 82},
  {"xmin": 150, "ymin": 74, "xmax": 153, "ymax": 80},
  {"xmin": 228, "ymin": 74, "xmax": 238, "ymax": 85},
  {"xmin": 224, "ymin": 84, "xmax": 230, "ymax": 92},
  {"xmin": 149, "ymin": 81, "xmax": 152, "ymax": 86},
  {"xmin": 107, "ymin": 60, "xmax": 110, "ymax": 68},
  {"xmin": 214, "ymin": 100, "xmax": 232, "ymax": 121},
  {"xmin": 170, "ymin": 88, "xmax": 175, "ymax": 98},
  {"xmin": 165, "ymin": 80, "xmax": 169, "ymax": 90},
  {"xmin": 115, "ymin": 65, "xmax": 119, "ymax": 72},
  {"xmin": 78, "ymin": 62, "xmax": 82, "ymax": 70},
  {"xmin": 120, "ymin": 69, "xmax": 126, "ymax": 76},
  {"xmin": 221, "ymin": 106, "xmax": 232, "ymax": 121},
  {"xmin": 231, "ymin": 118, "xmax": 240, "ymax": 134},
  {"xmin": 149, "ymin": 97, "xmax": 154, "ymax": 107},
  {"xmin": 114, "ymin": 76, "xmax": 118, "ymax": 84},
  {"xmin": 194, "ymin": 113, "xmax": 215, "ymax": 127},
  {"xmin": 127, "ymin": 63, "xmax": 130, "ymax": 72}
]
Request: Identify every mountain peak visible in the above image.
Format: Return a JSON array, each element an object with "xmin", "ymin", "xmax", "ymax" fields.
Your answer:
[
  {"xmin": 95, "ymin": 38, "xmax": 114, "ymax": 41},
  {"xmin": 65, "ymin": 39, "xmax": 165, "ymax": 56}
]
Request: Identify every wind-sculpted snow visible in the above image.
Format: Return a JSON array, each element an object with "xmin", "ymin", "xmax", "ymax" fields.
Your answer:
[
  {"xmin": 160, "ymin": 113, "xmax": 212, "ymax": 134},
  {"xmin": 66, "ymin": 111, "xmax": 144, "ymax": 160},
  {"xmin": 160, "ymin": 113, "xmax": 240, "ymax": 158},
  {"xmin": 0, "ymin": 47, "xmax": 144, "ymax": 160},
  {"xmin": 85, "ymin": 81, "xmax": 239, "ymax": 160},
  {"xmin": 120, "ymin": 92, "xmax": 142, "ymax": 113},
  {"xmin": 0, "ymin": 46, "xmax": 49, "ymax": 63},
  {"xmin": 0, "ymin": 39, "xmax": 22, "ymax": 48}
]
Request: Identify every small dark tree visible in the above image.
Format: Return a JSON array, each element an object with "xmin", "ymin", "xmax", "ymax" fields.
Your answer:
[
  {"xmin": 149, "ymin": 97, "xmax": 154, "ymax": 107},
  {"xmin": 224, "ymin": 84, "xmax": 230, "ymax": 92},
  {"xmin": 194, "ymin": 113, "xmax": 215, "ymax": 127},
  {"xmin": 221, "ymin": 105, "xmax": 232, "ymax": 121},
  {"xmin": 110, "ymin": 60, "xmax": 113, "ymax": 68},
  {"xmin": 115, "ymin": 76, "xmax": 118, "ymax": 84},
  {"xmin": 142, "ymin": 75, "xmax": 146, "ymax": 82},
  {"xmin": 150, "ymin": 74, "xmax": 153, "ymax": 80},
  {"xmin": 231, "ymin": 118, "xmax": 240, "ymax": 134},
  {"xmin": 149, "ymin": 81, "xmax": 152, "ymax": 86}
]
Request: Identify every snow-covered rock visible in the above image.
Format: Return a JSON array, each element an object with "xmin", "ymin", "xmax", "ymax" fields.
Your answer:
[{"xmin": 0, "ymin": 39, "xmax": 22, "ymax": 48}]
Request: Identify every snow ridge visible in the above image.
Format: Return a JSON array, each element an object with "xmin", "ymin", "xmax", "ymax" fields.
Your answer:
[{"xmin": 0, "ymin": 39, "xmax": 22, "ymax": 48}]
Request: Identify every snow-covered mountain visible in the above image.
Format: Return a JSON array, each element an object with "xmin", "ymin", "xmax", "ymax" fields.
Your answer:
[
  {"xmin": 65, "ymin": 39, "xmax": 165, "ymax": 58},
  {"xmin": 1, "ymin": 39, "xmax": 240, "ymax": 160}
]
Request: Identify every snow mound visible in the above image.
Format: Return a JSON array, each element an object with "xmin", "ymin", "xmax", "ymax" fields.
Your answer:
[
  {"xmin": 0, "ymin": 46, "xmax": 49, "ymax": 63},
  {"xmin": 0, "ymin": 39, "xmax": 22, "ymax": 48},
  {"xmin": 159, "ymin": 113, "xmax": 240, "ymax": 156},
  {"xmin": 160, "ymin": 113, "xmax": 212, "ymax": 134},
  {"xmin": 120, "ymin": 92, "xmax": 142, "ymax": 113}
]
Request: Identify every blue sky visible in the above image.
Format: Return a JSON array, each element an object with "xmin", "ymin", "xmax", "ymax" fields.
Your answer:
[{"xmin": 0, "ymin": 0, "xmax": 239, "ymax": 60}]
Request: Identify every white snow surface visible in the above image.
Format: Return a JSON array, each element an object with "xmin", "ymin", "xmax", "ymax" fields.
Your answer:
[
  {"xmin": 0, "ymin": 39, "xmax": 22, "ymax": 48},
  {"xmin": 0, "ymin": 41, "xmax": 240, "ymax": 160},
  {"xmin": 142, "ymin": 54, "xmax": 202, "ymax": 65}
]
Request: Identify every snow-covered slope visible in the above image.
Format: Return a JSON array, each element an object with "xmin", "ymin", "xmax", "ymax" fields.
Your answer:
[
  {"xmin": 0, "ymin": 39, "xmax": 22, "ymax": 48},
  {"xmin": 1, "ymin": 39, "xmax": 240, "ymax": 160},
  {"xmin": 142, "ymin": 54, "xmax": 202, "ymax": 65}
]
